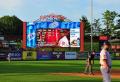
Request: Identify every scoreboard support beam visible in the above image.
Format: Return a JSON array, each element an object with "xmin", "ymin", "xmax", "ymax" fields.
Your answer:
[
  {"xmin": 80, "ymin": 21, "xmax": 84, "ymax": 52},
  {"xmin": 22, "ymin": 22, "xmax": 27, "ymax": 49}
]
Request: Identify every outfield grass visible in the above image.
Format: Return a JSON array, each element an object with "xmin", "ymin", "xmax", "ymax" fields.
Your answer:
[{"xmin": 0, "ymin": 60, "xmax": 120, "ymax": 82}]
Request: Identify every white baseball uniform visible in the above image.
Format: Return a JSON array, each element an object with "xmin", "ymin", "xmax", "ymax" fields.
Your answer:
[
  {"xmin": 100, "ymin": 49, "xmax": 112, "ymax": 82},
  {"xmin": 58, "ymin": 36, "xmax": 69, "ymax": 47}
]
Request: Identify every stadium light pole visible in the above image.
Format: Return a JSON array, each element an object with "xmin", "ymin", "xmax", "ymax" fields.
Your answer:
[{"xmin": 90, "ymin": 0, "xmax": 93, "ymax": 51}]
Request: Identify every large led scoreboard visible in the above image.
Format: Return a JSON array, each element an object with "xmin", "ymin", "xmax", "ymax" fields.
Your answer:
[{"xmin": 22, "ymin": 15, "xmax": 84, "ymax": 52}]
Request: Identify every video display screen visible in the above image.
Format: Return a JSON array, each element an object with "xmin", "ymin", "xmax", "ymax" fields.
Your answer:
[
  {"xmin": 36, "ymin": 29, "xmax": 70, "ymax": 47},
  {"xmin": 26, "ymin": 22, "xmax": 80, "ymax": 48}
]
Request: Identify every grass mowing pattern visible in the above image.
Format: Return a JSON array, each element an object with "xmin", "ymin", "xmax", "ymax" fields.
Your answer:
[{"xmin": 0, "ymin": 60, "xmax": 120, "ymax": 82}]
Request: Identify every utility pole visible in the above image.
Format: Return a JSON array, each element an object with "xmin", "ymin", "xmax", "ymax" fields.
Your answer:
[{"xmin": 90, "ymin": 0, "xmax": 93, "ymax": 51}]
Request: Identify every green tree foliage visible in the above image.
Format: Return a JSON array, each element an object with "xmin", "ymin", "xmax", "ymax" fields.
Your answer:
[
  {"xmin": 115, "ymin": 14, "xmax": 120, "ymax": 38},
  {"xmin": 102, "ymin": 10, "xmax": 118, "ymax": 36},
  {"xmin": 92, "ymin": 19, "xmax": 101, "ymax": 36},
  {"xmin": 0, "ymin": 15, "xmax": 23, "ymax": 36},
  {"xmin": 0, "ymin": 22, "xmax": 5, "ymax": 35},
  {"xmin": 80, "ymin": 16, "xmax": 91, "ymax": 34}
]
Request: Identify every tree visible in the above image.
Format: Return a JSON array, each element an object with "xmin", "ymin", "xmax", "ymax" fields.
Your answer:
[
  {"xmin": 102, "ymin": 10, "xmax": 118, "ymax": 36},
  {"xmin": 80, "ymin": 16, "xmax": 91, "ymax": 34},
  {"xmin": 0, "ymin": 15, "xmax": 23, "ymax": 36},
  {"xmin": 115, "ymin": 14, "xmax": 120, "ymax": 38},
  {"xmin": 116, "ymin": 14, "xmax": 120, "ymax": 29},
  {"xmin": 0, "ymin": 22, "xmax": 5, "ymax": 35},
  {"xmin": 92, "ymin": 19, "xmax": 101, "ymax": 36}
]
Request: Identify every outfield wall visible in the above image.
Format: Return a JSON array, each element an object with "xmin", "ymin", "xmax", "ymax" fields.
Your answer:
[{"xmin": 0, "ymin": 51, "xmax": 120, "ymax": 60}]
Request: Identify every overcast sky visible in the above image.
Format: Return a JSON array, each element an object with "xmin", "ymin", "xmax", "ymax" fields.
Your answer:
[{"xmin": 0, "ymin": 0, "xmax": 119, "ymax": 22}]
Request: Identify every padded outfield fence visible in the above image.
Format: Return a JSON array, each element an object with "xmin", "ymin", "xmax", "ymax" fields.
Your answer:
[{"xmin": 0, "ymin": 51, "xmax": 120, "ymax": 61}]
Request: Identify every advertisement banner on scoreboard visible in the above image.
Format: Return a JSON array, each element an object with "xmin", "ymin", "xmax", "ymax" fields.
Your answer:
[
  {"xmin": 34, "ymin": 22, "xmax": 80, "ymax": 29},
  {"xmin": 26, "ymin": 23, "xmax": 36, "ymax": 48},
  {"xmin": 22, "ymin": 51, "xmax": 37, "ymax": 60},
  {"xmin": 65, "ymin": 52, "xmax": 77, "ymax": 59},
  {"xmin": 8, "ymin": 52, "xmax": 22, "ymax": 60},
  {"xmin": 70, "ymin": 29, "xmax": 80, "ymax": 47},
  {"xmin": 37, "ymin": 51, "xmax": 52, "ymax": 60},
  {"xmin": 51, "ymin": 52, "xmax": 65, "ymax": 60}
]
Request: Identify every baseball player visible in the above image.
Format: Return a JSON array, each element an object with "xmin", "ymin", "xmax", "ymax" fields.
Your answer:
[
  {"xmin": 84, "ymin": 51, "xmax": 94, "ymax": 75},
  {"xmin": 91, "ymin": 50, "xmax": 96, "ymax": 64},
  {"xmin": 100, "ymin": 41, "xmax": 111, "ymax": 82},
  {"xmin": 7, "ymin": 53, "xmax": 11, "ymax": 63}
]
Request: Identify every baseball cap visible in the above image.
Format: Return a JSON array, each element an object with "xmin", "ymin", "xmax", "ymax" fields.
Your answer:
[{"xmin": 103, "ymin": 41, "xmax": 111, "ymax": 46}]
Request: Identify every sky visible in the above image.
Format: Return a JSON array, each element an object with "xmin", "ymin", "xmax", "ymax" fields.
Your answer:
[{"xmin": 0, "ymin": 0, "xmax": 120, "ymax": 22}]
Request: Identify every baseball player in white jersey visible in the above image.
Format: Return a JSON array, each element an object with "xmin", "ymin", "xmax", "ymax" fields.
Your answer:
[{"xmin": 100, "ymin": 41, "xmax": 111, "ymax": 82}]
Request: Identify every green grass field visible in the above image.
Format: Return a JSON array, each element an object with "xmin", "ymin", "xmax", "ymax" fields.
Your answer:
[{"xmin": 0, "ymin": 60, "xmax": 120, "ymax": 82}]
